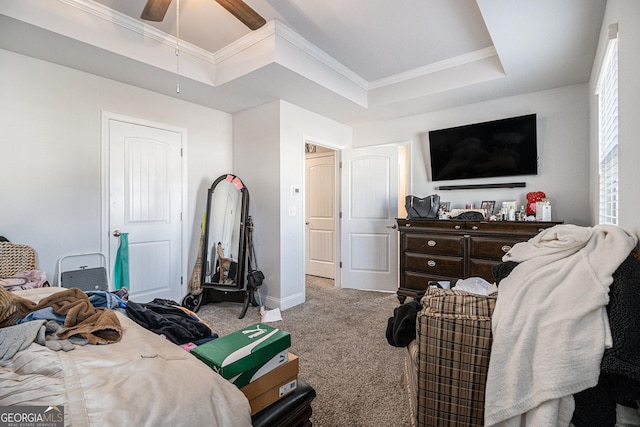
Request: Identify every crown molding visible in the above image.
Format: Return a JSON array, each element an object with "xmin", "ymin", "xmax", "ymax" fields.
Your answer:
[
  {"xmin": 272, "ymin": 20, "xmax": 369, "ymax": 91},
  {"xmin": 214, "ymin": 19, "xmax": 368, "ymax": 91},
  {"xmin": 369, "ymin": 46, "xmax": 498, "ymax": 89},
  {"xmin": 214, "ymin": 20, "xmax": 276, "ymax": 63},
  {"xmin": 58, "ymin": 0, "xmax": 215, "ymax": 65}
]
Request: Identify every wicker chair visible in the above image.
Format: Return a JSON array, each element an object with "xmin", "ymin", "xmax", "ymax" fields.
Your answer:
[{"xmin": 0, "ymin": 242, "xmax": 37, "ymax": 277}]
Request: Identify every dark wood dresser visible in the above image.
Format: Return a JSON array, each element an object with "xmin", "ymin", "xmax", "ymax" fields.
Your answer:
[{"xmin": 396, "ymin": 218, "xmax": 561, "ymax": 302}]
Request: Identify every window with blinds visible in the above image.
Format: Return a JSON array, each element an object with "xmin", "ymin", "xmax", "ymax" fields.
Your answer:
[{"xmin": 597, "ymin": 24, "xmax": 619, "ymax": 225}]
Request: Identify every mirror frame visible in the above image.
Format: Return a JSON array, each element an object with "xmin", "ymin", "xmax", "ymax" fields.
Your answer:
[{"xmin": 200, "ymin": 174, "xmax": 250, "ymax": 289}]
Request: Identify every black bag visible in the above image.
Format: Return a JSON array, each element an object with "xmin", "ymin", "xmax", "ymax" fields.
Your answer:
[
  {"xmin": 247, "ymin": 270, "xmax": 264, "ymax": 289},
  {"xmin": 405, "ymin": 194, "xmax": 440, "ymax": 219}
]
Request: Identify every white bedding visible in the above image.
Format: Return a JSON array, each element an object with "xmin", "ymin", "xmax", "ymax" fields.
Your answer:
[
  {"xmin": 0, "ymin": 287, "xmax": 252, "ymax": 427},
  {"xmin": 485, "ymin": 224, "xmax": 638, "ymax": 426}
]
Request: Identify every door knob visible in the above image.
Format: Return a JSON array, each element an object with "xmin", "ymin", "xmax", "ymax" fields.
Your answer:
[{"xmin": 113, "ymin": 230, "xmax": 121, "ymax": 237}]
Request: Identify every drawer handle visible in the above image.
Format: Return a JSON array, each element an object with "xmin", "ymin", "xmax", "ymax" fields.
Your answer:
[
  {"xmin": 471, "ymin": 225, "xmax": 479, "ymax": 230},
  {"xmin": 427, "ymin": 260, "xmax": 436, "ymax": 267},
  {"xmin": 501, "ymin": 245, "xmax": 512, "ymax": 253},
  {"xmin": 427, "ymin": 240, "xmax": 436, "ymax": 247},
  {"xmin": 454, "ymin": 225, "xmax": 461, "ymax": 230}
]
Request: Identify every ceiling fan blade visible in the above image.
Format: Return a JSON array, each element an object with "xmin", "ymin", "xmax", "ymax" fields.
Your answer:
[
  {"xmin": 215, "ymin": 0, "xmax": 267, "ymax": 30},
  {"xmin": 141, "ymin": 0, "xmax": 173, "ymax": 22}
]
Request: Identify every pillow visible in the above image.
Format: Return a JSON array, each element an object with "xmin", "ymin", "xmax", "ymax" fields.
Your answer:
[{"xmin": 0, "ymin": 285, "xmax": 19, "ymax": 328}]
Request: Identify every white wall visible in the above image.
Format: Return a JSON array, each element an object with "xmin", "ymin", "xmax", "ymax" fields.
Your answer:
[
  {"xmin": 589, "ymin": 0, "xmax": 640, "ymax": 238},
  {"xmin": 0, "ymin": 49, "xmax": 233, "ymax": 291},
  {"xmin": 233, "ymin": 100, "xmax": 352, "ymax": 310},
  {"xmin": 354, "ymin": 84, "xmax": 591, "ymax": 226},
  {"xmin": 233, "ymin": 101, "xmax": 282, "ymax": 303}
]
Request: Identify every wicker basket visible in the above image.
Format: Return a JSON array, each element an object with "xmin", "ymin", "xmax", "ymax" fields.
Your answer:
[{"xmin": 0, "ymin": 242, "xmax": 37, "ymax": 277}]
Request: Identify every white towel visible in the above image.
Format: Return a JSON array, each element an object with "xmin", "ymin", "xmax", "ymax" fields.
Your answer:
[{"xmin": 485, "ymin": 224, "xmax": 638, "ymax": 427}]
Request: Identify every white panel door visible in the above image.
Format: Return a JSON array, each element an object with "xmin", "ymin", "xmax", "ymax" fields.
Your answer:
[
  {"xmin": 305, "ymin": 152, "xmax": 335, "ymax": 279},
  {"xmin": 341, "ymin": 145, "xmax": 399, "ymax": 291},
  {"xmin": 109, "ymin": 119, "xmax": 183, "ymax": 302}
]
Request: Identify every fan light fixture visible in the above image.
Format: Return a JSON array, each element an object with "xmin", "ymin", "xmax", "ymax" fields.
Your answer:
[{"xmin": 141, "ymin": 0, "xmax": 266, "ymax": 30}]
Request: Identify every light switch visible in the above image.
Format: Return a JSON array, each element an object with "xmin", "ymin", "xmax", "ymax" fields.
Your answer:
[{"xmin": 288, "ymin": 205, "xmax": 296, "ymax": 216}]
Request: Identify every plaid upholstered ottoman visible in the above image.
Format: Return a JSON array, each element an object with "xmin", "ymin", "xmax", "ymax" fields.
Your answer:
[{"xmin": 416, "ymin": 288, "xmax": 496, "ymax": 427}]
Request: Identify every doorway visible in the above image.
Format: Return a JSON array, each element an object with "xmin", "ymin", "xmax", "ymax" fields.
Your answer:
[
  {"xmin": 303, "ymin": 141, "xmax": 410, "ymax": 292},
  {"xmin": 305, "ymin": 144, "xmax": 337, "ymax": 280}
]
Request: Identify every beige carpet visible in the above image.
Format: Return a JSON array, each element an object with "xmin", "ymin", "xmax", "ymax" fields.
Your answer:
[{"xmin": 196, "ymin": 276, "xmax": 412, "ymax": 427}]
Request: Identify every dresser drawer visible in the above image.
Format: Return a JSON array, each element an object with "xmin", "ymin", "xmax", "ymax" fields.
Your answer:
[
  {"xmin": 398, "ymin": 220, "xmax": 468, "ymax": 232},
  {"xmin": 404, "ymin": 253, "xmax": 463, "ymax": 277},
  {"xmin": 403, "ymin": 271, "xmax": 455, "ymax": 291},
  {"xmin": 403, "ymin": 233, "xmax": 464, "ymax": 256},
  {"xmin": 468, "ymin": 259, "xmax": 500, "ymax": 283},
  {"xmin": 468, "ymin": 236, "xmax": 523, "ymax": 261},
  {"xmin": 467, "ymin": 221, "xmax": 554, "ymax": 236}
]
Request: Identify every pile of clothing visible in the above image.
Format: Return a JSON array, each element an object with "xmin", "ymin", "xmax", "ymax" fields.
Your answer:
[
  {"xmin": 0, "ymin": 287, "xmax": 124, "ymax": 360},
  {"xmin": 126, "ymin": 299, "xmax": 217, "ymax": 346},
  {"xmin": 0, "ymin": 284, "xmax": 217, "ymax": 362}
]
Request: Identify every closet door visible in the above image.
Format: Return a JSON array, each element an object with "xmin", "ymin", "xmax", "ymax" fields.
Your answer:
[{"xmin": 107, "ymin": 117, "xmax": 184, "ymax": 302}]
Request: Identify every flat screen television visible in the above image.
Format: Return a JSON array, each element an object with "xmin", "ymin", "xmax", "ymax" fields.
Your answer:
[{"xmin": 428, "ymin": 114, "xmax": 538, "ymax": 181}]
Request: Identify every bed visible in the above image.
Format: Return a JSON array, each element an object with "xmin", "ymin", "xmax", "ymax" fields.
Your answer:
[{"xmin": 0, "ymin": 286, "xmax": 252, "ymax": 427}]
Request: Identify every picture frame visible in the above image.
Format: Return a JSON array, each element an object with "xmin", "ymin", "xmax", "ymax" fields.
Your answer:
[
  {"xmin": 481, "ymin": 200, "xmax": 496, "ymax": 216},
  {"xmin": 439, "ymin": 202, "xmax": 451, "ymax": 212}
]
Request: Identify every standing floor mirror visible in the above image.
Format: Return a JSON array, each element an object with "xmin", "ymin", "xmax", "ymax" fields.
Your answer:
[{"xmin": 182, "ymin": 174, "xmax": 256, "ymax": 318}]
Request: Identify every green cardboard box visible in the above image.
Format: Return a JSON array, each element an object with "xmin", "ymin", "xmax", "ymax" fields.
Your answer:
[{"xmin": 192, "ymin": 323, "xmax": 291, "ymax": 382}]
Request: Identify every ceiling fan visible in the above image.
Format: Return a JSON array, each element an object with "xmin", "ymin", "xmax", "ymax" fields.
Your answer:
[{"xmin": 141, "ymin": 0, "xmax": 266, "ymax": 30}]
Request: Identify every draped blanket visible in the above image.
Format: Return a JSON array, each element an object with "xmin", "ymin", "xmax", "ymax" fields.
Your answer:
[
  {"xmin": 485, "ymin": 224, "xmax": 637, "ymax": 427},
  {"xmin": 13, "ymin": 288, "xmax": 122, "ymax": 344}
]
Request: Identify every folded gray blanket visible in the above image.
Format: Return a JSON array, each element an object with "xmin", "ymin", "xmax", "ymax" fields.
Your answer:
[{"xmin": 0, "ymin": 319, "xmax": 45, "ymax": 361}]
